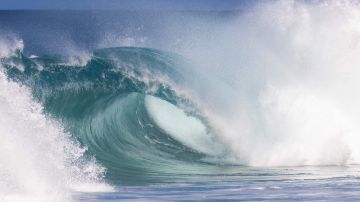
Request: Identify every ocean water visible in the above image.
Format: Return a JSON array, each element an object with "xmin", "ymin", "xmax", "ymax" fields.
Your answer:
[{"xmin": 2, "ymin": 1, "xmax": 360, "ymax": 201}]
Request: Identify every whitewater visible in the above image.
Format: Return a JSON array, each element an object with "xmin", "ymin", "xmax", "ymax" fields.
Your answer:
[{"xmin": 2, "ymin": 0, "xmax": 360, "ymax": 201}]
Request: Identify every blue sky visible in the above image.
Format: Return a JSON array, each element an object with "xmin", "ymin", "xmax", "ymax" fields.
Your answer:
[{"xmin": 0, "ymin": 0, "xmax": 254, "ymax": 10}]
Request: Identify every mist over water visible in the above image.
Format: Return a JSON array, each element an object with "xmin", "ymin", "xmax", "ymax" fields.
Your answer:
[
  {"xmin": 2, "ymin": 0, "xmax": 360, "ymax": 201},
  {"xmin": 168, "ymin": 0, "xmax": 360, "ymax": 166}
]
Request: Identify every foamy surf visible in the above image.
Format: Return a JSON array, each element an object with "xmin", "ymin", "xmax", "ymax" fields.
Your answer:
[
  {"xmin": 0, "ymin": 41, "xmax": 112, "ymax": 202},
  {"xmin": 2, "ymin": 1, "xmax": 360, "ymax": 201}
]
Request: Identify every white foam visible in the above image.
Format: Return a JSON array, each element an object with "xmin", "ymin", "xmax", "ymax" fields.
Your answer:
[
  {"xmin": 29, "ymin": 55, "xmax": 39, "ymax": 59},
  {"xmin": 0, "ymin": 63, "xmax": 112, "ymax": 201},
  {"xmin": 168, "ymin": 0, "xmax": 360, "ymax": 166},
  {"xmin": 0, "ymin": 37, "xmax": 23, "ymax": 58}
]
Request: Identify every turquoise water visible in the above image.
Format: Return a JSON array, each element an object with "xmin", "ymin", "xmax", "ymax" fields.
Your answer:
[
  {"xmin": 3, "ymin": 45, "xmax": 360, "ymax": 202},
  {"xmin": 3, "ymin": 3, "xmax": 360, "ymax": 201},
  {"xmin": 2, "ymin": 47, "xmax": 238, "ymax": 184}
]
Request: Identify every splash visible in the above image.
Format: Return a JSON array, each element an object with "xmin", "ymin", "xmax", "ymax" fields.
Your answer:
[
  {"xmin": 2, "ymin": 0, "xmax": 360, "ymax": 191},
  {"xmin": 0, "ymin": 40, "xmax": 112, "ymax": 202},
  {"xmin": 173, "ymin": 0, "xmax": 360, "ymax": 166}
]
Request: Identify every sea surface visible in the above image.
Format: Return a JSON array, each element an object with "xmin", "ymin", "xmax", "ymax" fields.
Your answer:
[{"xmin": 2, "ymin": 2, "xmax": 360, "ymax": 201}]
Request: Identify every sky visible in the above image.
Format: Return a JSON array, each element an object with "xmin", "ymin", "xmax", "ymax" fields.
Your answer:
[{"xmin": 0, "ymin": 0, "xmax": 254, "ymax": 10}]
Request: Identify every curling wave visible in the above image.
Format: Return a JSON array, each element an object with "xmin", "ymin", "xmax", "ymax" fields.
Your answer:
[
  {"xmin": 4, "ymin": 0, "xmax": 360, "ymax": 190},
  {"xmin": 1, "ymin": 47, "xmax": 230, "ymax": 184}
]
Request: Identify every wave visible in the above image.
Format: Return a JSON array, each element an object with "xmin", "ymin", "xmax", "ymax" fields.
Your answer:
[
  {"xmin": 3, "ymin": 0, "xmax": 360, "ymax": 198},
  {"xmin": 1, "ymin": 46, "xmax": 233, "ymax": 185}
]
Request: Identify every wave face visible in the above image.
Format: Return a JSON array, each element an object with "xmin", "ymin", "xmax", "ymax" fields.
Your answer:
[{"xmin": 1, "ymin": 47, "xmax": 230, "ymax": 184}]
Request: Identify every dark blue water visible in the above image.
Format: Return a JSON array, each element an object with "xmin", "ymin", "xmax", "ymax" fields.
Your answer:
[{"xmin": 0, "ymin": 10, "xmax": 237, "ymax": 55}]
